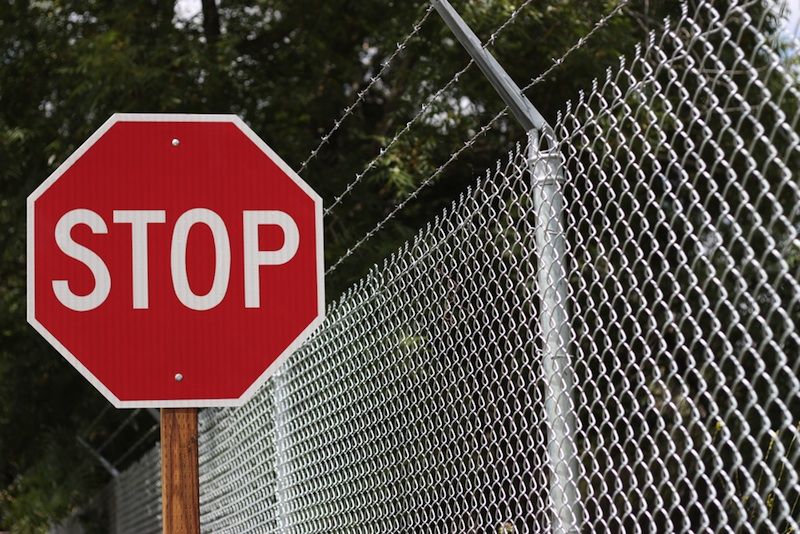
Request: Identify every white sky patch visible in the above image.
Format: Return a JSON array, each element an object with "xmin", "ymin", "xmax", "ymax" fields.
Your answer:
[
  {"xmin": 175, "ymin": 0, "xmax": 202, "ymax": 23},
  {"xmin": 782, "ymin": 0, "xmax": 800, "ymax": 36}
]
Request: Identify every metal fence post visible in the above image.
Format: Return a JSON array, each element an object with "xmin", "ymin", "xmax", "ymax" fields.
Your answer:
[
  {"xmin": 430, "ymin": 1, "xmax": 581, "ymax": 530},
  {"xmin": 528, "ymin": 132, "xmax": 581, "ymax": 532}
]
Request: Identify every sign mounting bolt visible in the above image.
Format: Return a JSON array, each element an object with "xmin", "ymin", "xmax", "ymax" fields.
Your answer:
[
  {"xmin": 171, "ymin": 138, "xmax": 180, "ymax": 147},
  {"xmin": 174, "ymin": 373, "xmax": 183, "ymax": 382}
]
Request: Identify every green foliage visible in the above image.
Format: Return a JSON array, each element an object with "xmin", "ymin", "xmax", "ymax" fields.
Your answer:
[{"xmin": 0, "ymin": 434, "xmax": 99, "ymax": 534}]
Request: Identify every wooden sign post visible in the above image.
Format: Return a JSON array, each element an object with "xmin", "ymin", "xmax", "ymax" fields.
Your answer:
[{"xmin": 161, "ymin": 408, "xmax": 200, "ymax": 534}]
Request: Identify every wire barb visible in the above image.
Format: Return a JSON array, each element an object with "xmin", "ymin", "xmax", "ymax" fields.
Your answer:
[
  {"xmin": 323, "ymin": 0, "xmax": 537, "ymax": 217},
  {"xmin": 297, "ymin": 4, "xmax": 435, "ymax": 174},
  {"xmin": 326, "ymin": 108, "xmax": 508, "ymax": 275},
  {"xmin": 521, "ymin": 0, "xmax": 631, "ymax": 92}
]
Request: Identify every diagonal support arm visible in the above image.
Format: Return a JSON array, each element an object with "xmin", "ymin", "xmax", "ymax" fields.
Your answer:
[{"xmin": 430, "ymin": 0, "xmax": 550, "ymax": 136}]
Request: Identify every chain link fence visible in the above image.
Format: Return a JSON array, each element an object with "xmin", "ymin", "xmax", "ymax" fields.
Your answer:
[{"xmin": 96, "ymin": 0, "xmax": 799, "ymax": 531}]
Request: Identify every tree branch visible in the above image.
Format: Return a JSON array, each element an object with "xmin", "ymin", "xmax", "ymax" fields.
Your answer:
[{"xmin": 202, "ymin": 0, "xmax": 220, "ymax": 42}]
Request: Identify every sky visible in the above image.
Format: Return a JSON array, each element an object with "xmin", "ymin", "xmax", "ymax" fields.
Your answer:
[
  {"xmin": 175, "ymin": 0, "xmax": 201, "ymax": 23},
  {"xmin": 785, "ymin": 0, "xmax": 800, "ymax": 36}
]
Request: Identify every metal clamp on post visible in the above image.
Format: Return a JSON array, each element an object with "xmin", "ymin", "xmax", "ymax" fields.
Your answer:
[
  {"xmin": 431, "ymin": 1, "xmax": 580, "ymax": 532},
  {"xmin": 529, "ymin": 143, "xmax": 566, "ymax": 186}
]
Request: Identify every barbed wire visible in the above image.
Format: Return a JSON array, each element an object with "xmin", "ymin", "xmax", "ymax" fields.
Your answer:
[
  {"xmin": 297, "ymin": 5, "xmax": 435, "ymax": 174},
  {"xmin": 326, "ymin": 108, "xmax": 508, "ymax": 275},
  {"xmin": 521, "ymin": 0, "xmax": 630, "ymax": 91},
  {"xmin": 323, "ymin": 61, "xmax": 475, "ymax": 217},
  {"xmin": 323, "ymin": 0, "xmax": 536, "ymax": 217},
  {"xmin": 326, "ymin": 0, "xmax": 630, "ymax": 274},
  {"xmin": 486, "ymin": 0, "xmax": 538, "ymax": 47}
]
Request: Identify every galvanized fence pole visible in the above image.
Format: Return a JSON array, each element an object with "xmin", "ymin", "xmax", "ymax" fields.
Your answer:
[
  {"xmin": 529, "ymin": 132, "xmax": 581, "ymax": 532},
  {"xmin": 430, "ymin": 1, "xmax": 581, "ymax": 530}
]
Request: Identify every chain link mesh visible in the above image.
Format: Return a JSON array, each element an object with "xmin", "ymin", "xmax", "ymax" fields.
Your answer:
[
  {"xmin": 108, "ymin": 447, "xmax": 161, "ymax": 533},
  {"xmin": 558, "ymin": 1, "xmax": 800, "ymax": 530},
  {"xmin": 104, "ymin": 0, "xmax": 799, "ymax": 532}
]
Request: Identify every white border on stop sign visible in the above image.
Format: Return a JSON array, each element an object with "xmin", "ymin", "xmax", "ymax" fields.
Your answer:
[{"xmin": 27, "ymin": 113, "xmax": 326, "ymax": 408}]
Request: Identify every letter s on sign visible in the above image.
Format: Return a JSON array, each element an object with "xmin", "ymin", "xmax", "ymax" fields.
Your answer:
[{"xmin": 52, "ymin": 209, "xmax": 111, "ymax": 312}]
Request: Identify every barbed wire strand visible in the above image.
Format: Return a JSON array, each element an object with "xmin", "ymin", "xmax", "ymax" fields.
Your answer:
[
  {"xmin": 327, "ymin": 0, "xmax": 630, "ymax": 275},
  {"xmin": 323, "ymin": 62, "xmax": 474, "ymax": 217},
  {"xmin": 323, "ymin": 0, "xmax": 536, "ymax": 217},
  {"xmin": 521, "ymin": 0, "xmax": 630, "ymax": 92},
  {"xmin": 326, "ymin": 108, "xmax": 508, "ymax": 275},
  {"xmin": 297, "ymin": 5, "xmax": 435, "ymax": 174}
]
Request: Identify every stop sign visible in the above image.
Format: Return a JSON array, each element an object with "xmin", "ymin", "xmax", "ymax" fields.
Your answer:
[{"xmin": 27, "ymin": 114, "xmax": 324, "ymax": 407}]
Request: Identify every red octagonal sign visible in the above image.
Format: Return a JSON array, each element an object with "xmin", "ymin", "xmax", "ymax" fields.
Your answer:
[{"xmin": 27, "ymin": 114, "xmax": 324, "ymax": 407}]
